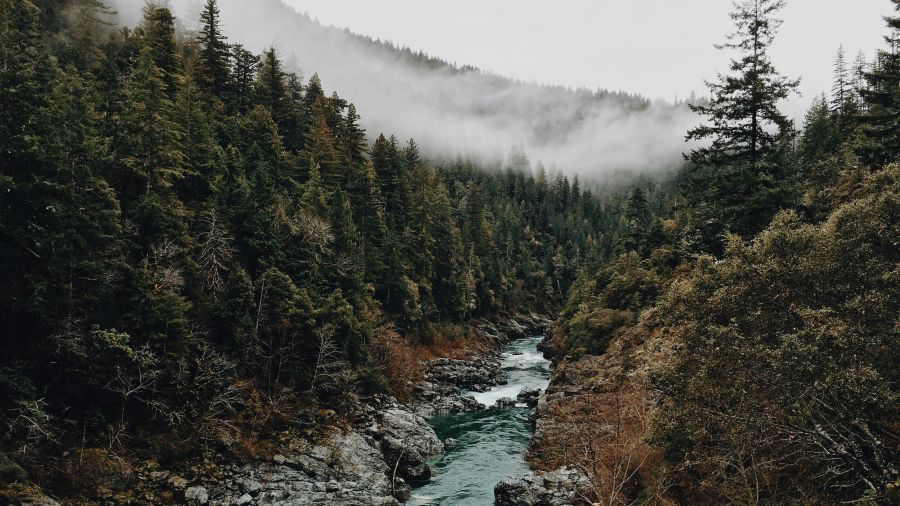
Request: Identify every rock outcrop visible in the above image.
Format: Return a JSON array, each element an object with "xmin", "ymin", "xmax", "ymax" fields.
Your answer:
[
  {"xmin": 494, "ymin": 467, "xmax": 589, "ymax": 506},
  {"xmin": 180, "ymin": 398, "xmax": 443, "ymax": 506},
  {"xmin": 516, "ymin": 388, "xmax": 542, "ymax": 408},
  {"xmin": 412, "ymin": 313, "xmax": 552, "ymax": 418}
]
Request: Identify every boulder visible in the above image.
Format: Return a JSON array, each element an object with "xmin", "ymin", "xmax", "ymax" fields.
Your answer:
[
  {"xmin": 517, "ymin": 388, "xmax": 542, "ymax": 408},
  {"xmin": 184, "ymin": 485, "xmax": 209, "ymax": 505},
  {"xmin": 495, "ymin": 397, "xmax": 517, "ymax": 408},
  {"xmin": 494, "ymin": 467, "xmax": 589, "ymax": 506}
]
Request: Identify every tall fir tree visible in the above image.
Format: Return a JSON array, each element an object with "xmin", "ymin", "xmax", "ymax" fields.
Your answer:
[
  {"xmin": 196, "ymin": 0, "xmax": 231, "ymax": 100},
  {"xmin": 256, "ymin": 47, "xmax": 290, "ymax": 134},
  {"xmin": 686, "ymin": 0, "xmax": 799, "ymax": 169},
  {"xmin": 227, "ymin": 43, "xmax": 260, "ymax": 114},
  {"xmin": 860, "ymin": 0, "xmax": 900, "ymax": 168}
]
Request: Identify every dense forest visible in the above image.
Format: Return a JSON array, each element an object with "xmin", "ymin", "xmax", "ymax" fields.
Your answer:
[
  {"xmin": 0, "ymin": 0, "xmax": 630, "ymax": 496},
  {"xmin": 0, "ymin": 0, "xmax": 898, "ymax": 504},
  {"xmin": 549, "ymin": 0, "xmax": 899, "ymax": 503}
]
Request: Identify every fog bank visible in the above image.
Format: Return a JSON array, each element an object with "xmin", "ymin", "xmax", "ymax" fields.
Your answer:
[{"xmin": 109, "ymin": 0, "xmax": 696, "ymax": 179}]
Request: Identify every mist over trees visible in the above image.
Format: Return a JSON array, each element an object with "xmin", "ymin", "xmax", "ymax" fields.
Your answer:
[
  {"xmin": 0, "ymin": 0, "xmax": 897, "ymax": 504},
  {"xmin": 107, "ymin": 0, "xmax": 697, "ymax": 181}
]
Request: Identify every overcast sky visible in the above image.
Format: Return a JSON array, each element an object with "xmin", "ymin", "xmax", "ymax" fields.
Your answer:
[{"xmin": 283, "ymin": 0, "xmax": 892, "ymax": 117}]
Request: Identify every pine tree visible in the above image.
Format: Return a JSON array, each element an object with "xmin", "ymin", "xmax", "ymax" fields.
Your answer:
[
  {"xmin": 686, "ymin": 0, "xmax": 799, "ymax": 169},
  {"xmin": 122, "ymin": 49, "xmax": 186, "ymax": 199},
  {"xmin": 800, "ymin": 95, "xmax": 837, "ymax": 165},
  {"xmin": 281, "ymin": 72, "xmax": 305, "ymax": 152},
  {"xmin": 355, "ymin": 162, "xmax": 389, "ymax": 288},
  {"xmin": 140, "ymin": 5, "xmax": 180, "ymax": 97},
  {"xmin": 227, "ymin": 44, "xmax": 260, "ymax": 114},
  {"xmin": 853, "ymin": 51, "xmax": 869, "ymax": 104},
  {"xmin": 176, "ymin": 78, "xmax": 222, "ymax": 202},
  {"xmin": 339, "ymin": 103, "xmax": 368, "ymax": 171},
  {"xmin": 301, "ymin": 73, "xmax": 325, "ymax": 122},
  {"xmin": 329, "ymin": 190, "xmax": 366, "ymax": 310},
  {"xmin": 0, "ymin": 0, "xmax": 50, "ymax": 167},
  {"xmin": 300, "ymin": 97, "xmax": 342, "ymax": 189},
  {"xmin": 832, "ymin": 46, "xmax": 850, "ymax": 115},
  {"xmin": 372, "ymin": 134, "xmax": 405, "ymax": 226},
  {"xmin": 301, "ymin": 158, "xmax": 329, "ymax": 216},
  {"xmin": 860, "ymin": 0, "xmax": 900, "ymax": 168},
  {"xmin": 256, "ymin": 47, "xmax": 289, "ymax": 132},
  {"xmin": 196, "ymin": 0, "xmax": 231, "ymax": 100}
]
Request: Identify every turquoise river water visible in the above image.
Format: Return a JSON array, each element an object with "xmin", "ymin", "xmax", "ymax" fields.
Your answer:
[{"xmin": 409, "ymin": 335, "xmax": 551, "ymax": 505}]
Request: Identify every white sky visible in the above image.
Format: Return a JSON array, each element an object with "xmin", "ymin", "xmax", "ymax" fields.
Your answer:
[{"xmin": 283, "ymin": 0, "xmax": 893, "ymax": 117}]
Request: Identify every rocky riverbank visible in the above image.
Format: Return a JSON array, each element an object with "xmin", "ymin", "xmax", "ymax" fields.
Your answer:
[
  {"xmin": 2, "ymin": 314, "xmax": 553, "ymax": 506},
  {"xmin": 178, "ymin": 315, "xmax": 552, "ymax": 505},
  {"xmin": 189, "ymin": 314, "xmax": 551, "ymax": 505},
  {"xmin": 498, "ymin": 320, "xmax": 671, "ymax": 506},
  {"xmin": 411, "ymin": 313, "xmax": 551, "ymax": 417}
]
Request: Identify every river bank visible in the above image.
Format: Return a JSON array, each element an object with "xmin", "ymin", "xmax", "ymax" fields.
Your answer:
[
  {"xmin": 74, "ymin": 314, "xmax": 550, "ymax": 506},
  {"xmin": 409, "ymin": 334, "xmax": 551, "ymax": 505},
  {"xmin": 4, "ymin": 314, "xmax": 560, "ymax": 506}
]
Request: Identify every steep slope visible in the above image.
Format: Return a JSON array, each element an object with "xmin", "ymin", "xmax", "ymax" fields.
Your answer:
[{"xmin": 112, "ymin": 0, "xmax": 694, "ymax": 178}]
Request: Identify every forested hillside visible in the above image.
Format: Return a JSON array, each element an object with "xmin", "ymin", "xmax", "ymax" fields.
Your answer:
[
  {"xmin": 545, "ymin": 0, "xmax": 899, "ymax": 503},
  {"xmin": 0, "ymin": 0, "xmax": 628, "ymax": 497},
  {"xmin": 106, "ymin": 0, "xmax": 695, "ymax": 179},
  {"xmin": 2, "ymin": 0, "xmax": 898, "ymax": 504}
]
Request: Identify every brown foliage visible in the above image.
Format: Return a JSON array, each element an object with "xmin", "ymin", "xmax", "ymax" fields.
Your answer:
[
  {"xmin": 369, "ymin": 322, "xmax": 483, "ymax": 401},
  {"xmin": 531, "ymin": 386, "xmax": 667, "ymax": 506}
]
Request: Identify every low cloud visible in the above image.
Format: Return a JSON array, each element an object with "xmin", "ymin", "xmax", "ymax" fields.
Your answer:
[{"xmin": 109, "ymin": 0, "xmax": 696, "ymax": 180}]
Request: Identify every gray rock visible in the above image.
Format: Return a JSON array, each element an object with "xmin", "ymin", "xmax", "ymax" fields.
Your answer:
[
  {"xmin": 495, "ymin": 396, "xmax": 517, "ymax": 407},
  {"xmin": 239, "ymin": 478, "xmax": 262, "ymax": 494},
  {"xmin": 235, "ymin": 493, "xmax": 253, "ymax": 505},
  {"xmin": 494, "ymin": 467, "xmax": 589, "ymax": 506},
  {"xmin": 185, "ymin": 485, "xmax": 209, "ymax": 505},
  {"xmin": 517, "ymin": 388, "xmax": 542, "ymax": 407},
  {"xmin": 391, "ymin": 477, "xmax": 412, "ymax": 503}
]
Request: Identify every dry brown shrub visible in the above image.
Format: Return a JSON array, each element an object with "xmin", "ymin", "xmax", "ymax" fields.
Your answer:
[
  {"xmin": 370, "ymin": 322, "xmax": 485, "ymax": 401},
  {"xmin": 51, "ymin": 448, "xmax": 134, "ymax": 499},
  {"xmin": 532, "ymin": 386, "xmax": 669, "ymax": 506},
  {"xmin": 369, "ymin": 325, "xmax": 425, "ymax": 401}
]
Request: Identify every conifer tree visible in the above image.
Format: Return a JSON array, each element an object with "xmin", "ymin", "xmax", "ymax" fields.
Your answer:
[
  {"xmin": 682, "ymin": 0, "xmax": 799, "ymax": 248},
  {"xmin": 301, "ymin": 159, "xmax": 329, "ymax": 216},
  {"xmin": 832, "ymin": 46, "xmax": 850, "ymax": 115},
  {"xmin": 281, "ymin": 73, "xmax": 305, "ymax": 152},
  {"xmin": 196, "ymin": 0, "xmax": 231, "ymax": 100},
  {"xmin": 300, "ymin": 98, "xmax": 342, "ymax": 188},
  {"xmin": 686, "ymin": 0, "xmax": 799, "ymax": 169},
  {"xmin": 228, "ymin": 44, "xmax": 260, "ymax": 114},
  {"xmin": 860, "ymin": 0, "xmax": 900, "ymax": 168},
  {"xmin": 140, "ymin": 5, "xmax": 180, "ymax": 97},
  {"xmin": 122, "ymin": 49, "xmax": 186, "ymax": 200},
  {"xmin": 256, "ymin": 47, "xmax": 289, "ymax": 132},
  {"xmin": 800, "ymin": 95, "xmax": 837, "ymax": 165},
  {"xmin": 339, "ymin": 103, "xmax": 368, "ymax": 171}
]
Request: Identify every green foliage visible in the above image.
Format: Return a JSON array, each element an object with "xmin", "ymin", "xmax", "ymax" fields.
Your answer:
[
  {"xmin": 650, "ymin": 167, "xmax": 899, "ymax": 501},
  {"xmin": 860, "ymin": 1, "xmax": 900, "ymax": 168},
  {"xmin": 682, "ymin": 0, "xmax": 800, "ymax": 252},
  {"xmin": 556, "ymin": 252, "xmax": 663, "ymax": 355},
  {"xmin": 8, "ymin": 3, "xmax": 898, "ymax": 503}
]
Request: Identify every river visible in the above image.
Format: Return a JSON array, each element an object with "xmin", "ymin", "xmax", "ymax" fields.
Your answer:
[{"xmin": 409, "ymin": 335, "xmax": 551, "ymax": 505}]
